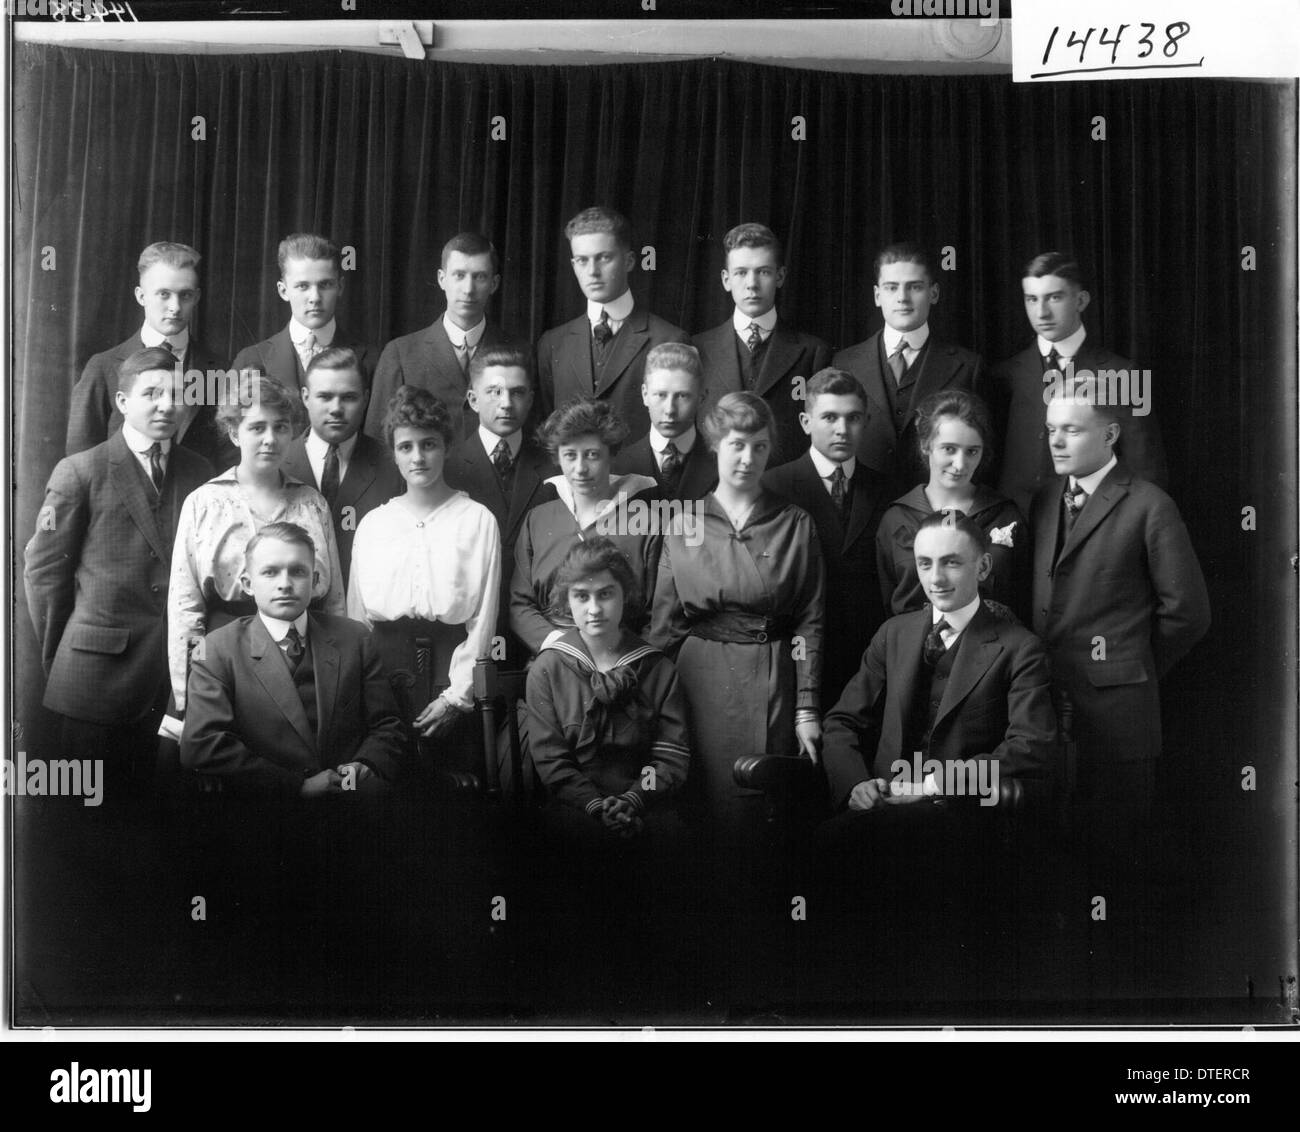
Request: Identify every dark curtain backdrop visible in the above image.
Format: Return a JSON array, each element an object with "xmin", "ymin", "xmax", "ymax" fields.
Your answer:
[{"xmin": 12, "ymin": 46, "xmax": 1297, "ymax": 977}]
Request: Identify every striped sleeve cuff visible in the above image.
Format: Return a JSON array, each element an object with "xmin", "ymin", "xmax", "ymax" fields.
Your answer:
[
  {"xmin": 584, "ymin": 797, "xmax": 605, "ymax": 816},
  {"xmin": 794, "ymin": 708, "xmax": 820, "ymax": 727},
  {"xmin": 618, "ymin": 789, "xmax": 646, "ymax": 814}
]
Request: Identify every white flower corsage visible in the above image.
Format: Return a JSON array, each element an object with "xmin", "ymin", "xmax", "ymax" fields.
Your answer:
[{"xmin": 989, "ymin": 521, "xmax": 1017, "ymax": 548}]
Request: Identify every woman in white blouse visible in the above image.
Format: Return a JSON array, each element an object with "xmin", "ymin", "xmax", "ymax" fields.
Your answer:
[
  {"xmin": 348, "ymin": 386, "xmax": 501, "ymax": 752},
  {"xmin": 168, "ymin": 373, "xmax": 345, "ymax": 715}
]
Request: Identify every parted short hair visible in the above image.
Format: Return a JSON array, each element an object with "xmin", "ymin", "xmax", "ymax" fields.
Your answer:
[
  {"xmin": 722, "ymin": 222, "xmax": 784, "ymax": 267},
  {"xmin": 564, "ymin": 206, "xmax": 633, "ymax": 250},
  {"xmin": 137, "ymin": 242, "xmax": 201, "ymax": 278},
  {"xmin": 217, "ymin": 372, "xmax": 303, "ymax": 435},
  {"xmin": 915, "ymin": 389, "xmax": 996, "ymax": 466},
  {"xmin": 549, "ymin": 536, "xmax": 642, "ymax": 625},
  {"xmin": 441, "ymin": 231, "xmax": 500, "ymax": 274},
  {"xmin": 243, "ymin": 520, "xmax": 316, "ymax": 572},
  {"xmin": 1024, "ymin": 251, "xmax": 1087, "ymax": 289},
  {"xmin": 701, "ymin": 391, "xmax": 774, "ymax": 452},
  {"xmin": 805, "ymin": 367, "xmax": 865, "ymax": 408},
  {"xmin": 916, "ymin": 508, "xmax": 991, "ymax": 557},
  {"xmin": 644, "ymin": 342, "xmax": 703, "ymax": 383},
  {"xmin": 1047, "ymin": 375, "xmax": 1124, "ymax": 429},
  {"xmin": 539, "ymin": 398, "xmax": 629, "ymax": 456},
  {"xmin": 277, "ymin": 232, "xmax": 341, "ymax": 275},
  {"xmin": 305, "ymin": 346, "xmax": 365, "ymax": 388},
  {"xmin": 468, "ymin": 344, "xmax": 533, "ymax": 386},
  {"xmin": 382, "ymin": 384, "xmax": 455, "ymax": 451},
  {"xmin": 874, "ymin": 241, "xmax": 934, "ymax": 283},
  {"xmin": 117, "ymin": 347, "xmax": 179, "ymax": 395}
]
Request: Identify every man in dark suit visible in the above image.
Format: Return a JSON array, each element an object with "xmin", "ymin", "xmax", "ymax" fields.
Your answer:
[
  {"xmin": 612, "ymin": 342, "xmax": 717, "ymax": 500},
  {"xmin": 67, "ymin": 241, "xmax": 234, "ymax": 469},
  {"xmin": 231, "ymin": 232, "xmax": 376, "ymax": 394},
  {"xmin": 818, "ymin": 511, "xmax": 1056, "ymax": 866},
  {"xmin": 443, "ymin": 345, "xmax": 556, "ymax": 668},
  {"xmin": 365, "ymin": 232, "xmax": 518, "ymax": 440},
  {"xmin": 281, "ymin": 346, "xmax": 404, "ymax": 588},
  {"xmin": 764, "ymin": 368, "xmax": 891, "ymax": 708},
  {"xmin": 1031, "ymin": 384, "xmax": 1208, "ymax": 855},
  {"xmin": 26, "ymin": 347, "xmax": 214, "ymax": 796},
  {"xmin": 693, "ymin": 223, "xmax": 830, "ymax": 466},
  {"xmin": 537, "ymin": 206, "xmax": 689, "ymax": 436},
  {"xmin": 181, "ymin": 522, "xmax": 404, "ymax": 802},
  {"xmin": 832, "ymin": 242, "xmax": 982, "ymax": 497},
  {"xmin": 984, "ymin": 251, "xmax": 1168, "ymax": 515}
]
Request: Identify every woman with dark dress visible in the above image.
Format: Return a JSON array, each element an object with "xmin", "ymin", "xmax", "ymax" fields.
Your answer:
[
  {"xmin": 875, "ymin": 389, "xmax": 1030, "ymax": 622},
  {"xmin": 648, "ymin": 392, "xmax": 825, "ymax": 836},
  {"xmin": 509, "ymin": 398, "xmax": 660, "ymax": 656}
]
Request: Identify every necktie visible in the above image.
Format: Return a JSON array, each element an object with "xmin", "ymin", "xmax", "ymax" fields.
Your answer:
[
  {"xmin": 1043, "ymin": 348, "xmax": 1063, "ymax": 375},
  {"xmin": 300, "ymin": 331, "xmax": 320, "ymax": 373},
  {"xmin": 660, "ymin": 441, "xmax": 683, "ymax": 488},
  {"xmin": 746, "ymin": 322, "xmax": 763, "ymax": 354},
  {"xmin": 283, "ymin": 626, "xmax": 305, "ymax": 672},
  {"xmin": 320, "ymin": 443, "xmax": 340, "ymax": 510},
  {"xmin": 162, "ymin": 340, "xmax": 180, "ymax": 360},
  {"xmin": 455, "ymin": 338, "xmax": 472, "ymax": 375},
  {"xmin": 888, "ymin": 339, "xmax": 910, "ymax": 385},
  {"xmin": 1063, "ymin": 481, "xmax": 1088, "ymax": 528},
  {"xmin": 924, "ymin": 618, "xmax": 952, "ymax": 667},
  {"xmin": 593, "ymin": 310, "xmax": 613, "ymax": 347},
  {"xmin": 829, "ymin": 464, "xmax": 847, "ymax": 519},
  {"xmin": 145, "ymin": 442, "xmax": 165, "ymax": 494},
  {"xmin": 492, "ymin": 438, "xmax": 514, "ymax": 490}
]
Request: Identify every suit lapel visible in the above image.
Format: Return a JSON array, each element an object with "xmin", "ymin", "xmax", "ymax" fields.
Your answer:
[
  {"xmin": 595, "ymin": 308, "xmax": 649, "ymax": 396},
  {"xmin": 679, "ymin": 437, "xmax": 716, "ymax": 498},
  {"xmin": 310, "ymin": 615, "xmax": 340, "ymax": 753},
  {"xmin": 886, "ymin": 611, "xmax": 931, "ymax": 762},
  {"xmin": 423, "ymin": 321, "xmax": 462, "ymax": 381},
  {"xmin": 339, "ymin": 434, "xmax": 379, "ymax": 508},
  {"xmin": 505, "ymin": 444, "xmax": 550, "ymax": 544},
  {"xmin": 247, "ymin": 617, "xmax": 316, "ymax": 753},
  {"xmin": 1057, "ymin": 466, "xmax": 1129, "ymax": 565},
  {"xmin": 933, "ymin": 605, "xmax": 1003, "ymax": 731},
  {"xmin": 107, "ymin": 434, "xmax": 169, "ymax": 563},
  {"xmin": 910, "ymin": 340, "xmax": 958, "ymax": 404},
  {"xmin": 790, "ymin": 455, "xmax": 842, "ymax": 540},
  {"xmin": 842, "ymin": 464, "xmax": 884, "ymax": 553},
  {"xmin": 754, "ymin": 324, "xmax": 803, "ymax": 397},
  {"xmin": 858, "ymin": 333, "xmax": 893, "ymax": 416},
  {"xmin": 268, "ymin": 328, "xmax": 304, "ymax": 387},
  {"xmin": 282, "ymin": 435, "xmax": 317, "ymax": 489}
]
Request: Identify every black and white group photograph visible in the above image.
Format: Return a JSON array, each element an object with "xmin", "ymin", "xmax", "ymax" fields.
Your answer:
[{"xmin": 4, "ymin": 0, "xmax": 1298, "ymax": 1057}]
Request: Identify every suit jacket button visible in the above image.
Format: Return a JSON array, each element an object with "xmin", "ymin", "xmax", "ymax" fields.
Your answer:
[{"xmin": 151, "ymin": 584, "xmax": 161, "ymax": 593}]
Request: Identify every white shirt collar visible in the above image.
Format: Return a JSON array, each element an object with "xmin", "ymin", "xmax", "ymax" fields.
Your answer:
[
  {"xmin": 478, "ymin": 425, "xmax": 522, "ymax": 460},
  {"xmin": 1038, "ymin": 323, "xmax": 1087, "ymax": 360},
  {"xmin": 290, "ymin": 318, "xmax": 335, "ymax": 348},
  {"xmin": 934, "ymin": 593, "xmax": 981, "ymax": 638},
  {"xmin": 648, "ymin": 426, "xmax": 697, "ymax": 455},
  {"xmin": 120, "ymin": 420, "xmax": 172, "ymax": 456},
  {"xmin": 807, "ymin": 444, "xmax": 856, "ymax": 483},
  {"xmin": 305, "ymin": 428, "xmax": 357, "ymax": 462},
  {"xmin": 258, "ymin": 610, "xmax": 309, "ymax": 642},
  {"xmin": 732, "ymin": 307, "xmax": 778, "ymax": 336},
  {"xmin": 1072, "ymin": 453, "xmax": 1117, "ymax": 496},
  {"xmin": 544, "ymin": 471, "xmax": 657, "ymax": 525},
  {"xmin": 587, "ymin": 290, "xmax": 635, "ymax": 326},
  {"xmin": 883, "ymin": 323, "xmax": 929, "ymax": 354},
  {"xmin": 442, "ymin": 313, "xmax": 487, "ymax": 350},
  {"xmin": 140, "ymin": 323, "xmax": 190, "ymax": 355}
]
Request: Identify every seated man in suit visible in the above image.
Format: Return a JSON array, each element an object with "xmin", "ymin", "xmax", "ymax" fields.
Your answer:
[
  {"xmin": 984, "ymin": 251, "xmax": 1168, "ymax": 514},
  {"xmin": 67, "ymin": 241, "xmax": 234, "ymax": 468},
  {"xmin": 818, "ymin": 510, "xmax": 1057, "ymax": 870},
  {"xmin": 764, "ymin": 368, "xmax": 890, "ymax": 707},
  {"xmin": 26, "ymin": 346, "xmax": 214, "ymax": 802},
  {"xmin": 1031, "ymin": 381, "xmax": 1208, "ymax": 861},
  {"xmin": 231, "ymin": 232, "xmax": 375, "ymax": 393},
  {"xmin": 181, "ymin": 521, "xmax": 404, "ymax": 803},
  {"xmin": 537, "ymin": 205, "xmax": 689, "ymax": 436},
  {"xmin": 282, "ymin": 346, "xmax": 405, "ymax": 587},
  {"xmin": 693, "ymin": 222, "xmax": 830, "ymax": 465},
  {"xmin": 612, "ymin": 342, "xmax": 717, "ymax": 501},
  {"xmin": 443, "ymin": 344, "xmax": 556, "ymax": 668},
  {"xmin": 366, "ymin": 231, "xmax": 517, "ymax": 440},
  {"xmin": 833, "ymin": 242, "xmax": 982, "ymax": 497}
]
